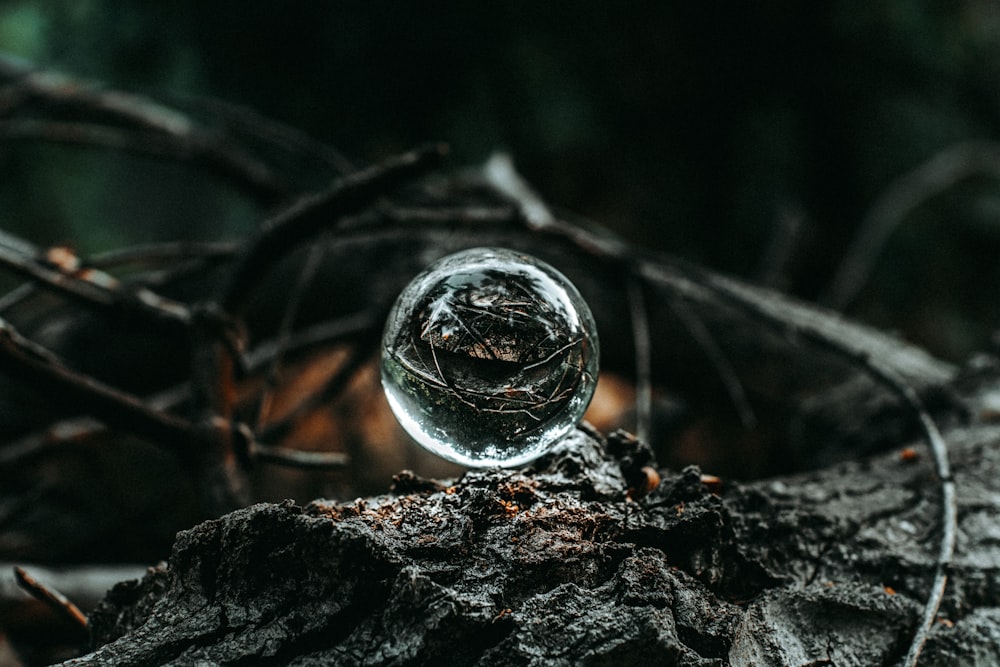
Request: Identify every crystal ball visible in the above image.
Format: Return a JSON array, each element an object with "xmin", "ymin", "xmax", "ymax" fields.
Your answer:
[{"xmin": 381, "ymin": 247, "xmax": 599, "ymax": 467}]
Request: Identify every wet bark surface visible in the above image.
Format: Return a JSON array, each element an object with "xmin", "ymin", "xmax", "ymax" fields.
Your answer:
[{"xmin": 64, "ymin": 399, "xmax": 1000, "ymax": 666}]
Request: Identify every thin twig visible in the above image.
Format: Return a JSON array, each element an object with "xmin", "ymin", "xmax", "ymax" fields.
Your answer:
[
  {"xmin": 248, "ymin": 443, "xmax": 349, "ymax": 470},
  {"xmin": 90, "ymin": 240, "xmax": 240, "ymax": 289},
  {"xmin": 384, "ymin": 205, "xmax": 519, "ymax": 225},
  {"xmin": 89, "ymin": 240, "xmax": 240, "ymax": 270},
  {"xmin": 667, "ymin": 290, "xmax": 757, "ymax": 429},
  {"xmin": 0, "ymin": 417, "xmax": 104, "ymax": 468},
  {"xmin": 0, "ymin": 54, "xmax": 191, "ymax": 135},
  {"xmin": 222, "ymin": 143, "xmax": 448, "ymax": 315},
  {"xmin": 256, "ymin": 341, "xmax": 374, "ymax": 446},
  {"xmin": 0, "ymin": 317, "xmax": 196, "ymax": 453},
  {"xmin": 242, "ymin": 311, "xmax": 379, "ymax": 371},
  {"xmin": 181, "ymin": 94, "xmax": 357, "ymax": 175},
  {"xmin": 186, "ymin": 304, "xmax": 248, "ymax": 514},
  {"xmin": 13, "ymin": 565, "xmax": 88, "ymax": 631},
  {"xmin": 0, "ymin": 230, "xmax": 191, "ymax": 329},
  {"xmin": 255, "ymin": 241, "xmax": 328, "ymax": 430},
  {"xmin": 0, "ymin": 240, "xmax": 234, "ymax": 336},
  {"xmin": 0, "ymin": 120, "xmax": 288, "ymax": 201},
  {"xmin": 626, "ymin": 275, "xmax": 653, "ymax": 442},
  {"xmin": 824, "ymin": 141, "xmax": 1000, "ymax": 310},
  {"xmin": 1, "ymin": 562, "xmax": 147, "ymax": 610},
  {"xmin": 0, "ymin": 55, "xmax": 290, "ymax": 202},
  {"xmin": 482, "ymin": 152, "xmax": 556, "ymax": 229},
  {"xmin": 0, "ymin": 282, "xmax": 35, "ymax": 314}
]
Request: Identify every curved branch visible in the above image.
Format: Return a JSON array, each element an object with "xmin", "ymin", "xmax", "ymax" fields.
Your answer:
[
  {"xmin": 0, "ymin": 231, "xmax": 191, "ymax": 330},
  {"xmin": 823, "ymin": 141, "xmax": 1000, "ymax": 310},
  {"xmin": 0, "ymin": 120, "xmax": 288, "ymax": 201},
  {"xmin": 0, "ymin": 318, "xmax": 195, "ymax": 453},
  {"xmin": 13, "ymin": 566, "xmax": 88, "ymax": 633},
  {"xmin": 221, "ymin": 143, "xmax": 448, "ymax": 315}
]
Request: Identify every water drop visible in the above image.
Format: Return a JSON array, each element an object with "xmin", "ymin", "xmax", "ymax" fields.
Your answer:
[{"xmin": 381, "ymin": 247, "xmax": 599, "ymax": 467}]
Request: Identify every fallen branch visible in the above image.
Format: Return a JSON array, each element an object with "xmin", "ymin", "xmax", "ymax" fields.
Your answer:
[
  {"xmin": 824, "ymin": 141, "xmax": 1000, "ymax": 310},
  {"xmin": 0, "ymin": 318, "xmax": 194, "ymax": 453},
  {"xmin": 220, "ymin": 142, "xmax": 448, "ymax": 315},
  {"xmin": 13, "ymin": 566, "xmax": 88, "ymax": 633},
  {"xmin": 0, "ymin": 230, "xmax": 191, "ymax": 331},
  {"xmin": 0, "ymin": 55, "xmax": 291, "ymax": 202}
]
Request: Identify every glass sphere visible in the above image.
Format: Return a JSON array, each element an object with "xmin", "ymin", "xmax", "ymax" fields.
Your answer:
[{"xmin": 381, "ymin": 247, "xmax": 599, "ymax": 467}]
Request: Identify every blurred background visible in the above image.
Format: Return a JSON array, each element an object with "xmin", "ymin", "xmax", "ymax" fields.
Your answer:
[
  {"xmin": 3, "ymin": 0, "xmax": 1000, "ymax": 362},
  {"xmin": 2, "ymin": 6, "xmax": 1000, "ymax": 661}
]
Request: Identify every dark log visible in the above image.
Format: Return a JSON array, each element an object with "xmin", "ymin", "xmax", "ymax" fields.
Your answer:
[{"xmin": 63, "ymin": 401, "xmax": 999, "ymax": 666}]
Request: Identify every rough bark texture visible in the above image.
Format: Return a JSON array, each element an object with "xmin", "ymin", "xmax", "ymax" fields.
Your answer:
[{"xmin": 63, "ymin": 385, "xmax": 999, "ymax": 666}]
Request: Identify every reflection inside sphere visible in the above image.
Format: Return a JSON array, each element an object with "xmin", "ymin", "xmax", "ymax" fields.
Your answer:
[{"xmin": 381, "ymin": 247, "xmax": 599, "ymax": 467}]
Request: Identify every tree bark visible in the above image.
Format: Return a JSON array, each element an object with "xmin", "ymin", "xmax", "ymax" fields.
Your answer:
[{"xmin": 64, "ymin": 394, "xmax": 998, "ymax": 666}]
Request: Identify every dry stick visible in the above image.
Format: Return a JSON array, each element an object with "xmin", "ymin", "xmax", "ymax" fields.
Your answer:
[
  {"xmin": 0, "ymin": 416, "xmax": 349, "ymax": 473},
  {"xmin": 699, "ymin": 275, "xmax": 955, "ymax": 667},
  {"xmin": 182, "ymin": 94, "xmax": 357, "ymax": 175},
  {"xmin": 0, "ymin": 234, "xmax": 120, "ymax": 305},
  {"xmin": 249, "ymin": 442, "xmax": 349, "ymax": 470},
  {"xmin": 2, "ymin": 562, "xmax": 147, "ymax": 610},
  {"xmin": 14, "ymin": 565, "xmax": 89, "ymax": 632},
  {"xmin": 0, "ymin": 312, "xmax": 378, "ymax": 472},
  {"xmin": 483, "ymin": 152, "xmax": 556, "ymax": 229},
  {"xmin": 0, "ymin": 318, "xmax": 196, "ymax": 454},
  {"xmin": 221, "ymin": 143, "xmax": 449, "ymax": 316},
  {"xmin": 0, "ymin": 120, "xmax": 288, "ymax": 202},
  {"xmin": 254, "ymin": 241, "xmax": 329, "ymax": 431},
  {"xmin": 0, "ymin": 241, "xmax": 238, "ymax": 316},
  {"xmin": 0, "ymin": 418, "xmax": 103, "ymax": 468},
  {"xmin": 182, "ymin": 145, "xmax": 447, "ymax": 505},
  {"xmin": 89, "ymin": 240, "xmax": 239, "ymax": 269},
  {"xmin": 187, "ymin": 306, "xmax": 248, "ymax": 514},
  {"xmin": 242, "ymin": 311, "xmax": 379, "ymax": 371},
  {"xmin": 0, "ymin": 231, "xmax": 191, "ymax": 330},
  {"xmin": 626, "ymin": 275, "xmax": 653, "ymax": 442},
  {"xmin": 90, "ymin": 240, "xmax": 240, "ymax": 289},
  {"xmin": 666, "ymin": 292, "xmax": 757, "ymax": 429},
  {"xmin": 0, "ymin": 282, "xmax": 34, "ymax": 314},
  {"xmin": 0, "ymin": 55, "xmax": 190, "ymax": 135},
  {"xmin": 256, "ymin": 341, "xmax": 374, "ymax": 447},
  {"xmin": 824, "ymin": 141, "xmax": 1000, "ymax": 310},
  {"xmin": 0, "ymin": 55, "xmax": 289, "ymax": 202},
  {"xmin": 384, "ymin": 205, "xmax": 519, "ymax": 225}
]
